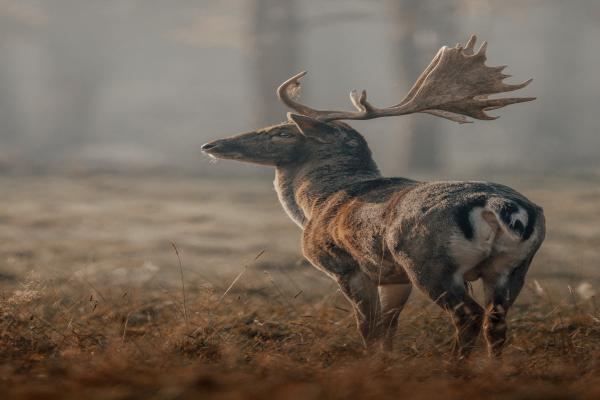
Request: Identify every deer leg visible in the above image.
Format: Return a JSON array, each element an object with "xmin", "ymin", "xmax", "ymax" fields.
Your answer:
[
  {"xmin": 482, "ymin": 256, "xmax": 532, "ymax": 357},
  {"xmin": 337, "ymin": 271, "xmax": 383, "ymax": 348},
  {"xmin": 378, "ymin": 283, "xmax": 412, "ymax": 350},
  {"xmin": 437, "ymin": 288, "xmax": 483, "ymax": 359},
  {"xmin": 405, "ymin": 267, "xmax": 483, "ymax": 359}
]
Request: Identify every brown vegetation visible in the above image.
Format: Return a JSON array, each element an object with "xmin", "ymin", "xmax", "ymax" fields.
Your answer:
[{"xmin": 0, "ymin": 175, "xmax": 598, "ymax": 399}]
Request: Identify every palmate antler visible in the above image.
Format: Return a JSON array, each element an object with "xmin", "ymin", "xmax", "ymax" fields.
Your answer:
[{"xmin": 277, "ymin": 35, "xmax": 535, "ymax": 124}]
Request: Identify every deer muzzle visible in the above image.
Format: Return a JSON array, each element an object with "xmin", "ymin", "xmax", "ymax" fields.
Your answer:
[{"xmin": 201, "ymin": 138, "xmax": 244, "ymax": 160}]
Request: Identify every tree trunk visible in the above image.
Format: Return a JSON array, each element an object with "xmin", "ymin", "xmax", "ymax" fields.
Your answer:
[
  {"xmin": 0, "ymin": 50, "xmax": 21, "ymax": 150},
  {"xmin": 250, "ymin": 0, "xmax": 298, "ymax": 125},
  {"xmin": 391, "ymin": 0, "xmax": 456, "ymax": 171}
]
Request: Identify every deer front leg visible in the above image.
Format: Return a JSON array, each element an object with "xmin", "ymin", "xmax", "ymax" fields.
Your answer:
[
  {"xmin": 378, "ymin": 283, "xmax": 412, "ymax": 350},
  {"xmin": 337, "ymin": 271, "xmax": 383, "ymax": 349}
]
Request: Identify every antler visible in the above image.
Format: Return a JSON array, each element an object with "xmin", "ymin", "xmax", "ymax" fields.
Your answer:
[{"xmin": 277, "ymin": 35, "xmax": 535, "ymax": 124}]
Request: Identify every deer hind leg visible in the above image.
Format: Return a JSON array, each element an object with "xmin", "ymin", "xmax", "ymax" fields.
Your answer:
[
  {"xmin": 482, "ymin": 255, "xmax": 533, "ymax": 357},
  {"xmin": 337, "ymin": 270, "xmax": 384, "ymax": 349},
  {"xmin": 378, "ymin": 283, "xmax": 412, "ymax": 350},
  {"xmin": 437, "ymin": 287, "xmax": 483, "ymax": 359},
  {"xmin": 404, "ymin": 265, "xmax": 483, "ymax": 359}
]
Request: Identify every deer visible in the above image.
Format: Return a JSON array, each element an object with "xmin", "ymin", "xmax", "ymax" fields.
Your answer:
[{"xmin": 201, "ymin": 36, "xmax": 545, "ymax": 359}]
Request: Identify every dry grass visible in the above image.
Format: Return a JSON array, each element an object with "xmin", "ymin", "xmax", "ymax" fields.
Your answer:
[
  {"xmin": 1, "ymin": 271, "xmax": 599, "ymax": 400},
  {"xmin": 0, "ymin": 174, "xmax": 599, "ymax": 399}
]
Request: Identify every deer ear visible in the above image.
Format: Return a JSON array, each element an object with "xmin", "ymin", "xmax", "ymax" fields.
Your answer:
[{"xmin": 287, "ymin": 113, "xmax": 336, "ymax": 142}]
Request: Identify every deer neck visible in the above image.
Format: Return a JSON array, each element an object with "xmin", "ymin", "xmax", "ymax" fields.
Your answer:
[{"xmin": 274, "ymin": 157, "xmax": 380, "ymax": 229}]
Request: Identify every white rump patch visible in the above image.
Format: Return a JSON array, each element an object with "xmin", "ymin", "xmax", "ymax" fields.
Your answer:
[
  {"xmin": 449, "ymin": 207, "xmax": 496, "ymax": 285},
  {"xmin": 449, "ymin": 205, "xmax": 537, "ymax": 286}
]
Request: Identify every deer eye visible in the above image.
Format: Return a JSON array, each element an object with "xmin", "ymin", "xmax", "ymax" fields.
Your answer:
[{"xmin": 277, "ymin": 131, "xmax": 292, "ymax": 138}]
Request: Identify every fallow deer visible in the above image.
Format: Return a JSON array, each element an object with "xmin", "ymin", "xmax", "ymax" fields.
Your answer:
[{"xmin": 202, "ymin": 36, "xmax": 545, "ymax": 358}]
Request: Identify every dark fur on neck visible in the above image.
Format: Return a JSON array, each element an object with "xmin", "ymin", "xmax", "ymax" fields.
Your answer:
[{"xmin": 274, "ymin": 127, "xmax": 380, "ymax": 228}]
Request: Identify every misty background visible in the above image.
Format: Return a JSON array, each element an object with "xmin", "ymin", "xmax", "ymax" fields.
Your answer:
[{"xmin": 1, "ymin": 0, "xmax": 599, "ymax": 177}]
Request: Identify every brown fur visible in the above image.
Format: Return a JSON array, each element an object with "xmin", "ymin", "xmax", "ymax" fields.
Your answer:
[{"xmin": 202, "ymin": 114, "xmax": 545, "ymax": 358}]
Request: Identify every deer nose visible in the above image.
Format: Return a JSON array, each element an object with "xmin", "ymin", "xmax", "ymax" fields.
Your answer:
[{"xmin": 201, "ymin": 142, "xmax": 218, "ymax": 151}]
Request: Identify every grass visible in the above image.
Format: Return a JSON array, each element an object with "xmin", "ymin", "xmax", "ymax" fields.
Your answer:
[
  {"xmin": 0, "ymin": 270, "xmax": 599, "ymax": 399},
  {"xmin": 0, "ymin": 174, "xmax": 599, "ymax": 399}
]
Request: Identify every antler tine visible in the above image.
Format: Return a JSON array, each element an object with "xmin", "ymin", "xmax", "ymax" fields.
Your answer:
[
  {"xmin": 349, "ymin": 90, "xmax": 375, "ymax": 114},
  {"xmin": 349, "ymin": 90, "xmax": 365, "ymax": 112},
  {"xmin": 277, "ymin": 71, "xmax": 312, "ymax": 116},
  {"xmin": 476, "ymin": 40, "xmax": 488, "ymax": 57},
  {"xmin": 463, "ymin": 34, "xmax": 477, "ymax": 55}
]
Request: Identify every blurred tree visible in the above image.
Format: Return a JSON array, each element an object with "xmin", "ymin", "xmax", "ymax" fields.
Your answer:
[
  {"xmin": 250, "ymin": 0, "xmax": 298, "ymax": 125},
  {"xmin": 38, "ymin": 1, "xmax": 110, "ymax": 165},
  {"xmin": 0, "ymin": 4, "xmax": 45, "ymax": 164},
  {"xmin": 528, "ymin": 1, "xmax": 585, "ymax": 168},
  {"xmin": 0, "ymin": 47, "xmax": 20, "ymax": 152},
  {"xmin": 390, "ymin": 0, "xmax": 457, "ymax": 171}
]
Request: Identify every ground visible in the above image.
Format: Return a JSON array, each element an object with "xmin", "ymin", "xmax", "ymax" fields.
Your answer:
[{"xmin": 0, "ymin": 173, "xmax": 599, "ymax": 399}]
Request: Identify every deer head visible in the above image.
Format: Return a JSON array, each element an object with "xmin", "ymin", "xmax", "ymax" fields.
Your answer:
[
  {"xmin": 201, "ymin": 113, "xmax": 373, "ymax": 167},
  {"xmin": 202, "ymin": 35, "xmax": 534, "ymax": 165}
]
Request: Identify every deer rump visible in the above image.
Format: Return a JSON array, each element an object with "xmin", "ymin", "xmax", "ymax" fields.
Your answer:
[
  {"xmin": 448, "ymin": 194, "xmax": 539, "ymax": 283},
  {"xmin": 321, "ymin": 180, "xmax": 542, "ymax": 286}
]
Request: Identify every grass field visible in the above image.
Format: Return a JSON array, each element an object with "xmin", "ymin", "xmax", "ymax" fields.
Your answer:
[{"xmin": 0, "ymin": 174, "xmax": 599, "ymax": 399}]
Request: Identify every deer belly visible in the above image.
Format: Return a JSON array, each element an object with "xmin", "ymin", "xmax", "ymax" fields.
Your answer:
[{"xmin": 364, "ymin": 259, "xmax": 411, "ymax": 284}]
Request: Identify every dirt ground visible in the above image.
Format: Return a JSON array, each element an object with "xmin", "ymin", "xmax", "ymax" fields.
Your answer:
[{"xmin": 0, "ymin": 173, "xmax": 599, "ymax": 399}]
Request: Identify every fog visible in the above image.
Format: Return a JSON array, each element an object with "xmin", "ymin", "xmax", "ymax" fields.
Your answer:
[{"xmin": 1, "ymin": 0, "xmax": 599, "ymax": 176}]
